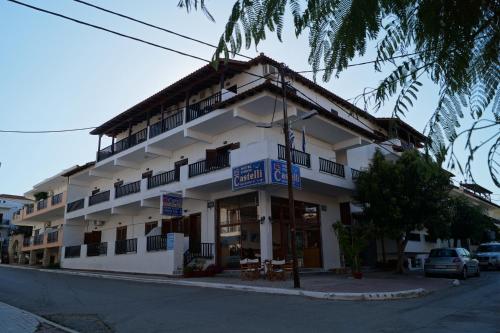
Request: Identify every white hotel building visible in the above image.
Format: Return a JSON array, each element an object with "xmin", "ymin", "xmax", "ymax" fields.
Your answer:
[{"xmin": 55, "ymin": 55, "xmax": 427, "ymax": 274}]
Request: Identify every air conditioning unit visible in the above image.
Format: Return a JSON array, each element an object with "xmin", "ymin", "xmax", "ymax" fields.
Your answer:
[{"xmin": 93, "ymin": 220, "xmax": 105, "ymax": 227}]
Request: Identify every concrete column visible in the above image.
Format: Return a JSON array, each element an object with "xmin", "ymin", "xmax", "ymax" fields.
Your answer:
[
  {"xmin": 29, "ymin": 250, "xmax": 36, "ymax": 265},
  {"xmin": 42, "ymin": 248, "xmax": 50, "ymax": 267},
  {"xmin": 258, "ymin": 190, "xmax": 273, "ymax": 262}
]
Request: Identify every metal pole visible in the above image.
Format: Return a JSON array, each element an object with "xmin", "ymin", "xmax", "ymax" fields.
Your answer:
[{"xmin": 280, "ymin": 63, "xmax": 300, "ymax": 288}]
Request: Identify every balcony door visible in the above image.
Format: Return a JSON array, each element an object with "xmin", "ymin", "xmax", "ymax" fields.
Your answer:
[
  {"xmin": 161, "ymin": 214, "xmax": 201, "ymax": 252},
  {"xmin": 84, "ymin": 231, "xmax": 102, "ymax": 245}
]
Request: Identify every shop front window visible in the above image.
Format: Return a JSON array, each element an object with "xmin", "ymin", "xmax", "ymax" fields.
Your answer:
[{"xmin": 217, "ymin": 192, "xmax": 259, "ymax": 269}]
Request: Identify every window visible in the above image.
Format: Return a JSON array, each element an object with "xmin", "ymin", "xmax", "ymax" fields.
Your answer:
[{"xmin": 145, "ymin": 221, "xmax": 158, "ymax": 236}]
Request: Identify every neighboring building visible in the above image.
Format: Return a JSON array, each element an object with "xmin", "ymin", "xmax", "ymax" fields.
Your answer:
[
  {"xmin": 0, "ymin": 194, "xmax": 32, "ymax": 263},
  {"xmin": 12, "ymin": 164, "xmax": 93, "ymax": 267},
  {"xmin": 57, "ymin": 54, "xmax": 427, "ymax": 275}
]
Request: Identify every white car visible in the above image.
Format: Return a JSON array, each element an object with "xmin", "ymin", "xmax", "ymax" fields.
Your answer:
[{"xmin": 475, "ymin": 242, "xmax": 500, "ymax": 270}]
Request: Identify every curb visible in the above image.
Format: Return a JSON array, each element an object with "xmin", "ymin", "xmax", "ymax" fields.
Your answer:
[
  {"xmin": 0, "ymin": 301, "xmax": 79, "ymax": 333},
  {"xmin": 1, "ymin": 265, "xmax": 429, "ymax": 301}
]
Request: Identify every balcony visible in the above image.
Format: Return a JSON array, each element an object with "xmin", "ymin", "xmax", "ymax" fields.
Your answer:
[
  {"xmin": 21, "ymin": 229, "xmax": 62, "ymax": 251},
  {"xmin": 67, "ymin": 198, "xmax": 84, "ymax": 213},
  {"xmin": 13, "ymin": 192, "xmax": 66, "ymax": 224},
  {"xmin": 149, "ymin": 110, "xmax": 184, "ymax": 139},
  {"xmin": 115, "ymin": 181, "xmax": 141, "ymax": 198},
  {"xmin": 319, "ymin": 158, "xmax": 345, "ymax": 178},
  {"xmin": 277, "ymin": 144, "xmax": 311, "ymax": 168},
  {"xmin": 64, "ymin": 245, "xmax": 81, "ymax": 258},
  {"xmin": 88, "ymin": 190, "xmax": 110, "ymax": 206},
  {"xmin": 351, "ymin": 168, "xmax": 363, "ymax": 180},
  {"xmin": 86, "ymin": 242, "xmax": 108, "ymax": 257},
  {"xmin": 186, "ymin": 91, "xmax": 222, "ymax": 123},
  {"xmin": 188, "ymin": 152, "xmax": 230, "ymax": 178},
  {"xmin": 97, "ymin": 128, "xmax": 148, "ymax": 161},
  {"xmin": 147, "ymin": 170, "xmax": 177, "ymax": 189},
  {"xmin": 115, "ymin": 238, "xmax": 138, "ymax": 255},
  {"xmin": 146, "ymin": 235, "xmax": 166, "ymax": 251}
]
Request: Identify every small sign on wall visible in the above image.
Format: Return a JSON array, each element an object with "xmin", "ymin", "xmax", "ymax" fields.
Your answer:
[
  {"xmin": 161, "ymin": 193, "xmax": 183, "ymax": 217},
  {"xmin": 166, "ymin": 233, "xmax": 175, "ymax": 250}
]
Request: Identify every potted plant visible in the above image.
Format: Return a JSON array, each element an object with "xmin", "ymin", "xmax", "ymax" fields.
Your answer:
[{"xmin": 333, "ymin": 221, "xmax": 370, "ymax": 279}]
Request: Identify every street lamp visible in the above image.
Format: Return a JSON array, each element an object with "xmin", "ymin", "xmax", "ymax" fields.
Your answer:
[{"xmin": 257, "ymin": 65, "xmax": 317, "ymax": 289}]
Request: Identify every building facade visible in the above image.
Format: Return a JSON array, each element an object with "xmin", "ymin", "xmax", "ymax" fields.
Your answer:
[
  {"xmin": 56, "ymin": 55, "xmax": 426, "ymax": 274},
  {"xmin": 0, "ymin": 194, "xmax": 32, "ymax": 263}
]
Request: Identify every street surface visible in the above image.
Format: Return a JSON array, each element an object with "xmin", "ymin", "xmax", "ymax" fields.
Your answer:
[{"xmin": 0, "ymin": 266, "xmax": 498, "ymax": 333}]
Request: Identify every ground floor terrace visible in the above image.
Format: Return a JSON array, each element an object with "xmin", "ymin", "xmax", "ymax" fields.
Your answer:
[
  {"xmin": 14, "ymin": 230, "xmax": 63, "ymax": 267},
  {"xmin": 61, "ymin": 186, "xmax": 351, "ymax": 275}
]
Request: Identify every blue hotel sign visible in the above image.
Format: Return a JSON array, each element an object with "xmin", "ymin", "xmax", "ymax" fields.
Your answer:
[
  {"xmin": 232, "ymin": 159, "xmax": 301, "ymax": 190},
  {"xmin": 161, "ymin": 193, "xmax": 183, "ymax": 217},
  {"xmin": 270, "ymin": 159, "xmax": 301, "ymax": 189},
  {"xmin": 232, "ymin": 160, "xmax": 267, "ymax": 190}
]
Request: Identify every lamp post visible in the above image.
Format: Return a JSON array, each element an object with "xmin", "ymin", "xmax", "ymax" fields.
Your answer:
[{"xmin": 279, "ymin": 63, "xmax": 301, "ymax": 289}]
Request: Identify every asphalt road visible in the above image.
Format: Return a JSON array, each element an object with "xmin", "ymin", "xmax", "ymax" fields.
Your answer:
[{"xmin": 0, "ymin": 266, "xmax": 498, "ymax": 333}]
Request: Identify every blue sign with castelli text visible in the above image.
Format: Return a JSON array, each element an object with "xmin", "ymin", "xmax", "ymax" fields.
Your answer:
[
  {"xmin": 232, "ymin": 160, "xmax": 267, "ymax": 190},
  {"xmin": 270, "ymin": 159, "xmax": 301, "ymax": 189}
]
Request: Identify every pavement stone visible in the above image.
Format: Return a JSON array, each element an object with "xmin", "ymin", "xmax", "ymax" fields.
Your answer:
[{"xmin": 0, "ymin": 301, "xmax": 71, "ymax": 333}]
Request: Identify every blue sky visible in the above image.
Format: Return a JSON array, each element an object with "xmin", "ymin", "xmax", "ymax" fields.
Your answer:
[{"xmin": 0, "ymin": 0, "xmax": 497, "ymax": 202}]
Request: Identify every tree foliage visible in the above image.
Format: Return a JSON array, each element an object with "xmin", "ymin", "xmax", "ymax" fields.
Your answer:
[
  {"xmin": 355, "ymin": 149, "xmax": 451, "ymax": 272},
  {"xmin": 179, "ymin": 0, "xmax": 500, "ymax": 186}
]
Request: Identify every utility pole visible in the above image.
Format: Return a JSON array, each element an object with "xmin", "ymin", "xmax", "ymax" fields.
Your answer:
[{"xmin": 280, "ymin": 63, "xmax": 300, "ymax": 289}]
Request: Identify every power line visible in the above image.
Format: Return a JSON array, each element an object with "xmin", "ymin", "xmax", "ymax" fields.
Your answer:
[
  {"xmin": 72, "ymin": 0, "xmax": 253, "ymax": 60},
  {"xmin": 0, "ymin": 127, "xmax": 97, "ymax": 133},
  {"xmin": 8, "ymin": 0, "xmax": 210, "ymax": 63}
]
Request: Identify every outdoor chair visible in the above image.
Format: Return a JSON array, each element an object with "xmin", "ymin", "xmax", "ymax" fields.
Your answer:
[
  {"xmin": 240, "ymin": 258, "xmax": 260, "ymax": 280},
  {"xmin": 267, "ymin": 259, "xmax": 286, "ymax": 281}
]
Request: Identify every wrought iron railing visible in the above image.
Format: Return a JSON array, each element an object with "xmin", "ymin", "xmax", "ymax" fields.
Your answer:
[
  {"xmin": 97, "ymin": 128, "xmax": 148, "ymax": 162},
  {"xmin": 89, "ymin": 190, "xmax": 110, "ymax": 206},
  {"xmin": 115, "ymin": 181, "xmax": 141, "ymax": 198},
  {"xmin": 146, "ymin": 235, "xmax": 166, "ymax": 252},
  {"xmin": 26, "ymin": 204, "xmax": 34, "ymax": 214},
  {"xmin": 47, "ymin": 231, "xmax": 59, "ymax": 243},
  {"xmin": 188, "ymin": 152, "xmax": 230, "ymax": 178},
  {"xmin": 64, "ymin": 245, "xmax": 81, "ymax": 258},
  {"xmin": 149, "ymin": 110, "xmax": 184, "ymax": 138},
  {"xmin": 23, "ymin": 237, "xmax": 31, "ymax": 247},
  {"xmin": 319, "ymin": 158, "xmax": 345, "ymax": 178},
  {"xmin": 186, "ymin": 91, "xmax": 222, "ymax": 122},
  {"xmin": 51, "ymin": 193, "xmax": 63, "ymax": 205},
  {"xmin": 37, "ymin": 199, "xmax": 48, "ymax": 211},
  {"xmin": 33, "ymin": 234, "xmax": 44, "ymax": 245},
  {"xmin": 147, "ymin": 170, "xmax": 177, "ymax": 189},
  {"xmin": 87, "ymin": 242, "xmax": 107, "ymax": 257},
  {"xmin": 67, "ymin": 199, "xmax": 84, "ymax": 213},
  {"xmin": 277, "ymin": 144, "xmax": 311, "ymax": 168},
  {"xmin": 115, "ymin": 238, "xmax": 138, "ymax": 255},
  {"xmin": 351, "ymin": 168, "xmax": 363, "ymax": 180}
]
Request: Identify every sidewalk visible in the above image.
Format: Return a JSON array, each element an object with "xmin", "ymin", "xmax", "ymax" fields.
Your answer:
[
  {"xmin": 3, "ymin": 265, "xmax": 453, "ymax": 301},
  {"xmin": 0, "ymin": 301, "xmax": 76, "ymax": 333}
]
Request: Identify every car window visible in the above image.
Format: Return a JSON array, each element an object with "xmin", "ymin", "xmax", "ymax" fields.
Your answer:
[
  {"xmin": 477, "ymin": 245, "xmax": 500, "ymax": 253},
  {"xmin": 429, "ymin": 249, "xmax": 458, "ymax": 257}
]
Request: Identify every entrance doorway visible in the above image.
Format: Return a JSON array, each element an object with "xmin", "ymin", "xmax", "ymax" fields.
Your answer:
[
  {"xmin": 161, "ymin": 213, "xmax": 201, "ymax": 253},
  {"xmin": 271, "ymin": 197, "xmax": 322, "ymax": 268}
]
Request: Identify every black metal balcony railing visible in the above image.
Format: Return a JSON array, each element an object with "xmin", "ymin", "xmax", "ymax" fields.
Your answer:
[
  {"xmin": 351, "ymin": 168, "xmax": 362, "ymax": 180},
  {"xmin": 191, "ymin": 242, "xmax": 214, "ymax": 258},
  {"xmin": 51, "ymin": 193, "xmax": 63, "ymax": 205},
  {"xmin": 149, "ymin": 110, "xmax": 184, "ymax": 138},
  {"xmin": 115, "ymin": 181, "xmax": 141, "ymax": 198},
  {"xmin": 34, "ymin": 234, "xmax": 44, "ymax": 245},
  {"xmin": 47, "ymin": 231, "xmax": 59, "ymax": 243},
  {"xmin": 87, "ymin": 242, "xmax": 108, "ymax": 257},
  {"xmin": 147, "ymin": 170, "xmax": 177, "ymax": 189},
  {"xmin": 88, "ymin": 190, "xmax": 110, "ymax": 206},
  {"xmin": 319, "ymin": 157, "xmax": 345, "ymax": 178},
  {"xmin": 64, "ymin": 245, "xmax": 81, "ymax": 258},
  {"xmin": 188, "ymin": 153, "xmax": 230, "ymax": 178},
  {"xmin": 23, "ymin": 237, "xmax": 31, "ymax": 247},
  {"xmin": 146, "ymin": 235, "xmax": 166, "ymax": 252},
  {"xmin": 115, "ymin": 238, "xmax": 138, "ymax": 255},
  {"xmin": 37, "ymin": 199, "xmax": 48, "ymax": 211},
  {"xmin": 186, "ymin": 91, "xmax": 222, "ymax": 122},
  {"xmin": 278, "ymin": 144, "xmax": 311, "ymax": 168},
  {"xmin": 97, "ymin": 128, "xmax": 148, "ymax": 162},
  {"xmin": 67, "ymin": 199, "xmax": 84, "ymax": 213},
  {"xmin": 26, "ymin": 204, "xmax": 34, "ymax": 214}
]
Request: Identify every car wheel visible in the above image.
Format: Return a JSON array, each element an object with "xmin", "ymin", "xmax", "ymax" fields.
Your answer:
[{"xmin": 460, "ymin": 266, "xmax": 468, "ymax": 280}]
